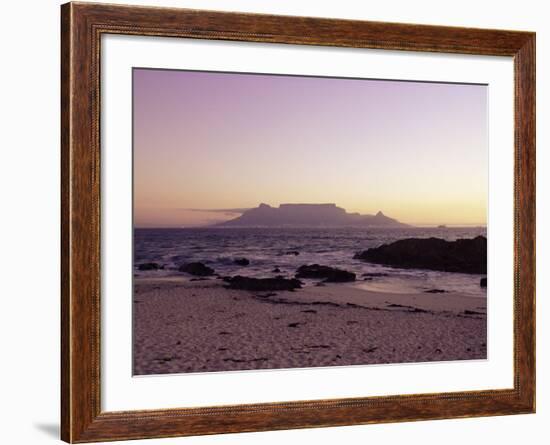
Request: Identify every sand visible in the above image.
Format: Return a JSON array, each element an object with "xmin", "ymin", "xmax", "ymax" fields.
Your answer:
[{"xmin": 133, "ymin": 277, "xmax": 486, "ymax": 375}]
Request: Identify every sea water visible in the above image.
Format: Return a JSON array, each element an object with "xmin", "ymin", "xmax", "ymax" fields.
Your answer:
[{"xmin": 134, "ymin": 227, "xmax": 487, "ymax": 298}]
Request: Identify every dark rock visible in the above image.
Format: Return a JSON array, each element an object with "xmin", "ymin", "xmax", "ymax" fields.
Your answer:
[
  {"xmin": 284, "ymin": 251, "xmax": 300, "ymax": 256},
  {"xmin": 295, "ymin": 264, "xmax": 356, "ymax": 282},
  {"xmin": 224, "ymin": 275, "xmax": 302, "ymax": 291},
  {"xmin": 362, "ymin": 272, "xmax": 389, "ymax": 277},
  {"xmin": 480, "ymin": 277, "xmax": 487, "ymax": 287},
  {"xmin": 424, "ymin": 288, "xmax": 446, "ymax": 293},
  {"xmin": 178, "ymin": 262, "xmax": 215, "ymax": 276},
  {"xmin": 255, "ymin": 293, "xmax": 277, "ymax": 298},
  {"xmin": 234, "ymin": 258, "xmax": 250, "ymax": 266},
  {"xmin": 138, "ymin": 262, "xmax": 161, "ymax": 271},
  {"xmin": 354, "ymin": 236, "xmax": 487, "ymax": 274},
  {"xmin": 272, "ymin": 267, "xmax": 281, "ymax": 273}
]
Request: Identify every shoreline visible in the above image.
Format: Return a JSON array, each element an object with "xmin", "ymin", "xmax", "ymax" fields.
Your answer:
[{"xmin": 133, "ymin": 277, "xmax": 486, "ymax": 375}]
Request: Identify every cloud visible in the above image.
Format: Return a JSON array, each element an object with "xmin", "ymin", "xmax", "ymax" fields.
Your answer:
[{"xmin": 181, "ymin": 208, "xmax": 250, "ymax": 215}]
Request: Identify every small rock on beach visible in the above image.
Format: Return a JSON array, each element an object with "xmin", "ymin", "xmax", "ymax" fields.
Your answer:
[
  {"xmin": 224, "ymin": 275, "xmax": 302, "ymax": 291},
  {"xmin": 295, "ymin": 264, "xmax": 356, "ymax": 282}
]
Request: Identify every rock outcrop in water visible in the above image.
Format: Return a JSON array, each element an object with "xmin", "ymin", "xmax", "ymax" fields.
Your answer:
[
  {"xmin": 178, "ymin": 262, "xmax": 215, "ymax": 276},
  {"xmin": 138, "ymin": 262, "xmax": 161, "ymax": 271},
  {"xmin": 295, "ymin": 264, "xmax": 356, "ymax": 282},
  {"xmin": 215, "ymin": 203, "xmax": 408, "ymax": 228},
  {"xmin": 354, "ymin": 236, "xmax": 487, "ymax": 274},
  {"xmin": 234, "ymin": 258, "xmax": 250, "ymax": 266},
  {"xmin": 224, "ymin": 276, "xmax": 302, "ymax": 291}
]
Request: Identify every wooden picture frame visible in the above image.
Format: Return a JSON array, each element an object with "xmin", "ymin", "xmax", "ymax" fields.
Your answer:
[{"xmin": 61, "ymin": 2, "xmax": 535, "ymax": 442}]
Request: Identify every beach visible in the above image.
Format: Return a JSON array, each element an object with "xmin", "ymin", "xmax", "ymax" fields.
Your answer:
[{"xmin": 133, "ymin": 277, "xmax": 486, "ymax": 375}]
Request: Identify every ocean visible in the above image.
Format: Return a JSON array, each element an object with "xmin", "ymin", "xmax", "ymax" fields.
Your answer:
[{"xmin": 134, "ymin": 227, "xmax": 487, "ymax": 298}]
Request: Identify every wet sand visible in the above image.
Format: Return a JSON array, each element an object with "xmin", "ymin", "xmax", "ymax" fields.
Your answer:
[{"xmin": 133, "ymin": 278, "xmax": 486, "ymax": 375}]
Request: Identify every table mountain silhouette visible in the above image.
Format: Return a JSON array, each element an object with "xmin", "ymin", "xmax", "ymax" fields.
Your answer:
[{"xmin": 214, "ymin": 203, "xmax": 408, "ymax": 227}]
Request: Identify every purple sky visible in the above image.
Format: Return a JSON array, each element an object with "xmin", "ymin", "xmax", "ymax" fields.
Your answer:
[{"xmin": 133, "ymin": 68, "xmax": 487, "ymax": 227}]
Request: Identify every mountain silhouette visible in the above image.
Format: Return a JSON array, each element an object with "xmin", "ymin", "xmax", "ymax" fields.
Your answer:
[{"xmin": 214, "ymin": 203, "xmax": 408, "ymax": 227}]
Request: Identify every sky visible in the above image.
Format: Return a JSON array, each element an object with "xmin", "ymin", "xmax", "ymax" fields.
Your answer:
[{"xmin": 133, "ymin": 68, "xmax": 487, "ymax": 227}]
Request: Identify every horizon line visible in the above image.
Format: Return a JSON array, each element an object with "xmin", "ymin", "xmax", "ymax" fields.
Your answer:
[{"xmin": 134, "ymin": 223, "xmax": 488, "ymax": 229}]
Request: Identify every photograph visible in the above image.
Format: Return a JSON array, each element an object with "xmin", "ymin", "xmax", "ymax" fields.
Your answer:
[{"xmin": 132, "ymin": 68, "xmax": 488, "ymax": 376}]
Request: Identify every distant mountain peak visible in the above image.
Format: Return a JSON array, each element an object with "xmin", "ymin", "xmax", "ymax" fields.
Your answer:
[{"xmin": 214, "ymin": 203, "xmax": 408, "ymax": 228}]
